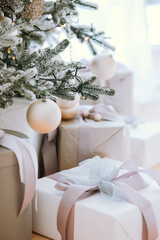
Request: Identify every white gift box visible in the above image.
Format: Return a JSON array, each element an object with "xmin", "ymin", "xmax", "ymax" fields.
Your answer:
[
  {"xmin": 0, "ymin": 98, "xmax": 43, "ymax": 155},
  {"xmin": 32, "ymin": 158, "xmax": 160, "ymax": 240},
  {"xmin": 104, "ymin": 62, "xmax": 134, "ymax": 116},
  {"xmin": 129, "ymin": 121, "xmax": 160, "ymax": 168},
  {"xmin": 79, "ymin": 62, "xmax": 134, "ymax": 116}
]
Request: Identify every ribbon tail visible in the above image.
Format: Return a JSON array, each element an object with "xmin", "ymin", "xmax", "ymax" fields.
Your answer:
[
  {"xmin": 42, "ymin": 133, "xmax": 58, "ymax": 176},
  {"xmin": 14, "ymin": 139, "xmax": 37, "ymax": 216},
  {"xmin": 114, "ymin": 181, "xmax": 158, "ymax": 240},
  {"xmin": 57, "ymin": 185, "xmax": 98, "ymax": 240}
]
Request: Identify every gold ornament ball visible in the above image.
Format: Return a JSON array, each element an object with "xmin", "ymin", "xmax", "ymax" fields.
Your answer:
[
  {"xmin": 91, "ymin": 55, "xmax": 116, "ymax": 80},
  {"xmin": 61, "ymin": 103, "xmax": 79, "ymax": 120},
  {"xmin": 57, "ymin": 93, "xmax": 80, "ymax": 109},
  {"xmin": 26, "ymin": 99, "xmax": 61, "ymax": 133}
]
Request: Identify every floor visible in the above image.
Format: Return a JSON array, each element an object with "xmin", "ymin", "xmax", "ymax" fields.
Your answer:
[{"xmin": 32, "ymin": 102, "xmax": 160, "ymax": 240}]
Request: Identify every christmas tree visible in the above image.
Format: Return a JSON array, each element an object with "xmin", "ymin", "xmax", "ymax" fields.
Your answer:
[{"xmin": 0, "ymin": 0, "xmax": 115, "ymax": 109}]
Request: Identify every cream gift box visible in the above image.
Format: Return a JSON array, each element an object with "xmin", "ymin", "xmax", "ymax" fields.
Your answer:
[
  {"xmin": 32, "ymin": 157, "xmax": 160, "ymax": 240},
  {"xmin": 129, "ymin": 121, "xmax": 160, "ymax": 168},
  {"xmin": 58, "ymin": 116, "xmax": 126, "ymax": 171},
  {"xmin": 0, "ymin": 97, "xmax": 43, "ymax": 156},
  {"xmin": 0, "ymin": 133, "xmax": 32, "ymax": 240}
]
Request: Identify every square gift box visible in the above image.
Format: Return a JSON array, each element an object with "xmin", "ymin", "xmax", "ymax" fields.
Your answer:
[
  {"xmin": 58, "ymin": 116, "xmax": 126, "ymax": 170},
  {"xmin": 32, "ymin": 157, "xmax": 160, "ymax": 240},
  {"xmin": 129, "ymin": 121, "xmax": 160, "ymax": 168}
]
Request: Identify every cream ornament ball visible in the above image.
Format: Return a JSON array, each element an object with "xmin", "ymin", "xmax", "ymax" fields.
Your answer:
[
  {"xmin": 57, "ymin": 93, "xmax": 80, "ymax": 109},
  {"xmin": 90, "ymin": 54, "xmax": 116, "ymax": 80},
  {"xmin": 26, "ymin": 99, "xmax": 61, "ymax": 134},
  {"xmin": 61, "ymin": 103, "xmax": 79, "ymax": 120}
]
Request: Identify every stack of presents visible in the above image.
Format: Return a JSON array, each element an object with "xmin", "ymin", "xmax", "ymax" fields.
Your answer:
[{"xmin": 1, "ymin": 63, "xmax": 160, "ymax": 240}]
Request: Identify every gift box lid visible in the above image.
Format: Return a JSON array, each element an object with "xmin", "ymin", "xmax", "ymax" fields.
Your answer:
[{"xmin": 0, "ymin": 130, "xmax": 28, "ymax": 168}]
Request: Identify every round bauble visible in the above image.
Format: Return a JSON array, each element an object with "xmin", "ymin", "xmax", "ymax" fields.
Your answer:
[
  {"xmin": 26, "ymin": 99, "xmax": 61, "ymax": 133},
  {"xmin": 57, "ymin": 94, "xmax": 80, "ymax": 109},
  {"xmin": 61, "ymin": 103, "xmax": 79, "ymax": 120},
  {"xmin": 90, "ymin": 55, "xmax": 116, "ymax": 80},
  {"xmin": 23, "ymin": 0, "xmax": 44, "ymax": 21},
  {"xmin": 93, "ymin": 113, "xmax": 102, "ymax": 122}
]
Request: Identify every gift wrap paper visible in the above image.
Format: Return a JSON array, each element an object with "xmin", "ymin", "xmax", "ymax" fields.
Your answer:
[
  {"xmin": 58, "ymin": 119, "xmax": 126, "ymax": 170},
  {"xmin": 130, "ymin": 121, "xmax": 160, "ymax": 168},
  {"xmin": 0, "ymin": 146, "xmax": 32, "ymax": 240},
  {"xmin": 32, "ymin": 158, "xmax": 160, "ymax": 240}
]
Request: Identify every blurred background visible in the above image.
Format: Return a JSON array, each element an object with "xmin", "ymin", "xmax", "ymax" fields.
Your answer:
[{"xmin": 59, "ymin": 0, "xmax": 160, "ymax": 112}]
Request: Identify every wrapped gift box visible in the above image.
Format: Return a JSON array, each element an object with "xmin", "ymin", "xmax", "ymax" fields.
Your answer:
[
  {"xmin": 58, "ymin": 117, "xmax": 126, "ymax": 170},
  {"xmin": 129, "ymin": 121, "xmax": 160, "ymax": 168},
  {"xmin": 0, "ymin": 139, "xmax": 32, "ymax": 240},
  {"xmin": 0, "ymin": 97, "xmax": 43, "ymax": 156},
  {"xmin": 32, "ymin": 157, "xmax": 160, "ymax": 240},
  {"xmin": 80, "ymin": 62, "xmax": 134, "ymax": 116},
  {"xmin": 104, "ymin": 62, "xmax": 134, "ymax": 115}
]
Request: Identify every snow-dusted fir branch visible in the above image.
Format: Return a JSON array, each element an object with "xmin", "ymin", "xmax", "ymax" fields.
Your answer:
[{"xmin": 0, "ymin": 0, "xmax": 115, "ymax": 108}]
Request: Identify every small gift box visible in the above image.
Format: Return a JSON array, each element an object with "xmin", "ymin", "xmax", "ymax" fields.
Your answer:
[
  {"xmin": 32, "ymin": 157, "xmax": 160, "ymax": 240},
  {"xmin": 129, "ymin": 121, "xmax": 160, "ymax": 168},
  {"xmin": 58, "ymin": 105, "xmax": 127, "ymax": 170}
]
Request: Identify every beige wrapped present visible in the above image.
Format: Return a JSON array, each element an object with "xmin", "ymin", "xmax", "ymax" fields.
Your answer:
[{"xmin": 58, "ymin": 118, "xmax": 126, "ymax": 170}]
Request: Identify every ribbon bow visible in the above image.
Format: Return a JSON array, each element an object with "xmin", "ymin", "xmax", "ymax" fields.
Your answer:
[
  {"xmin": 0, "ymin": 130, "xmax": 37, "ymax": 216},
  {"xmin": 49, "ymin": 158, "xmax": 160, "ymax": 240}
]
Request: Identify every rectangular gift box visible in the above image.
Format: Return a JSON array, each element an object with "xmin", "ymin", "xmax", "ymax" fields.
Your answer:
[
  {"xmin": 129, "ymin": 121, "xmax": 160, "ymax": 168},
  {"xmin": 0, "ymin": 143, "xmax": 32, "ymax": 240},
  {"xmin": 58, "ymin": 117, "xmax": 126, "ymax": 170},
  {"xmin": 32, "ymin": 158, "xmax": 160, "ymax": 240}
]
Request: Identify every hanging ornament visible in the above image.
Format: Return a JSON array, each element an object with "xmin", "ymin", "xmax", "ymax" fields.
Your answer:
[
  {"xmin": 23, "ymin": 0, "xmax": 44, "ymax": 21},
  {"xmin": 26, "ymin": 99, "xmax": 61, "ymax": 133},
  {"xmin": 90, "ymin": 54, "xmax": 116, "ymax": 80},
  {"xmin": 57, "ymin": 93, "xmax": 80, "ymax": 109},
  {"xmin": 60, "ymin": 103, "xmax": 79, "ymax": 120},
  {"xmin": 57, "ymin": 94, "xmax": 80, "ymax": 120}
]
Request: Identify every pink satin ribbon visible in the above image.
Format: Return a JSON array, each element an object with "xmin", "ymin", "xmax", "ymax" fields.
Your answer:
[
  {"xmin": 41, "ymin": 130, "xmax": 58, "ymax": 176},
  {"xmin": 0, "ymin": 130, "xmax": 37, "ymax": 216},
  {"xmin": 49, "ymin": 160, "xmax": 160, "ymax": 240},
  {"xmin": 78, "ymin": 104, "xmax": 130, "ymax": 162}
]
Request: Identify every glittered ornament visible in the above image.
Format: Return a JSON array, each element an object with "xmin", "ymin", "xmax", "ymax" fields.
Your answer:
[
  {"xmin": 91, "ymin": 55, "xmax": 116, "ymax": 80},
  {"xmin": 26, "ymin": 99, "xmax": 61, "ymax": 133},
  {"xmin": 23, "ymin": 0, "xmax": 44, "ymax": 21}
]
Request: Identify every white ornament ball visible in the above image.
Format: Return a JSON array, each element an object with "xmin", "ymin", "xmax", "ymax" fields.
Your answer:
[
  {"xmin": 93, "ymin": 113, "xmax": 102, "ymax": 122},
  {"xmin": 57, "ymin": 93, "xmax": 80, "ymax": 109},
  {"xmin": 26, "ymin": 99, "xmax": 61, "ymax": 133},
  {"xmin": 61, "ymin": 103, "xmax": 79, "ymax": 120},
  {"xmin": 81, "ymin": 108, "xmax": 90, "ymax": 118},
  {"xmin": 90, "ymin": 55, "xmax": 116, "ymax": 80}
]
